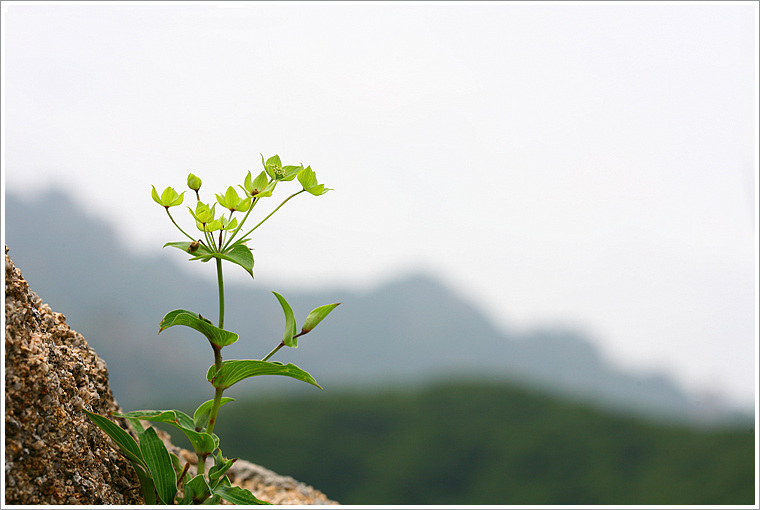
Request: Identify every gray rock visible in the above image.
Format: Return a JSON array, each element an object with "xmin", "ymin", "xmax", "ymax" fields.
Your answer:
[{"xmin": 5, "ymin": 244, "xmax": 141, "ymax": 504}]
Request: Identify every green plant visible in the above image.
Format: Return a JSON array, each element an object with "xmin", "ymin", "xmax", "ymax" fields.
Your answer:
[{"xmin": 85, "ymin": 154, "xmax": 339, "ymax": 505}]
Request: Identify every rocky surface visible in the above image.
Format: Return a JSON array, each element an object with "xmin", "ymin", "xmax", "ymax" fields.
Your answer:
[{"xmin": 4, "ymin": 245, "xmax": 337, "ymax": 505}]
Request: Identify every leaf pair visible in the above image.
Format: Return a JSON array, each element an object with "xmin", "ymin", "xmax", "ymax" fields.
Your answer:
[
  {"xmin": 272, "ymin": 292, "xmax": 340, "ymax": 348},
  {"xmin": 164, "ymin": 241, "xmax": 254, "ymax": 278}
]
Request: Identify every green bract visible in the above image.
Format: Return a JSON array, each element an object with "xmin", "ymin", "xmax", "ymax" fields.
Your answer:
[
  {"xmin": 297, "ymin": 165, "xmax": 332, "ymax": 196},
  {"xmin": 243, "ymin": 170, "xmax": 275, "ymax": 198},
  {"xmin": 189, "ymin": 201, "xmax": 216, "ymax": 225},
  {"xmin": 261, "ymin": 153, "xmax": 300, "ymax": 181},
  {"xmin": 152, "ymin": 186, "xmax": 186, "ymax": 208},
  {"xmin": 216, "ymin": 186, "xmax": 251, "ymax": 212},
  {"xmin": 90, "ymin": 155, "xmax": 337, "ymax": 505}
]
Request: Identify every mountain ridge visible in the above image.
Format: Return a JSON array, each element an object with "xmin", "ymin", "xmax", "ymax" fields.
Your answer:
[{"xmin": 4, "ymin": 189, "xmax": 751, "ymax": 426}]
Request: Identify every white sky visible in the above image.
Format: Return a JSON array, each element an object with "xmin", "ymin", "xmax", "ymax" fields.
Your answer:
[{"xmin": 2, "ymin": 1, "xmax": 758, "ymax": 409}]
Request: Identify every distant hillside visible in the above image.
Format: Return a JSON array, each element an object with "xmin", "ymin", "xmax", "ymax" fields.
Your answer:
[
  {"xmin": 211, "ymin": 380, "xmax": 756, "ymax": 505},
  {"xmin": 4, "ymin": 189, "xmax": 751, "ymax": 426}
]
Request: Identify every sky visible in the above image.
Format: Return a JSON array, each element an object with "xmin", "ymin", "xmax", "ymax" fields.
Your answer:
[{"xmin": 2, "ymin": 1, "xmax": 758, "ymax": 409}]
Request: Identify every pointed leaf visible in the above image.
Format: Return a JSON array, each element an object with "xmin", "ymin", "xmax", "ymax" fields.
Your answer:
[
  {"xmin": 207, "ymin": 359, "xmax": 322, "ymax": 390},
  {"xmin": 83, "ymin": 410, "xmax": 147, "ymax": 470},
  {"xmin": 132, "ymin": 461, "xmax": 157, "ymax": 505},
  {"xmin": 139, "ymin": 426, "xmax": 177, "ymax": 504},
  {"xmin": 182, "ymin": 245, "xmax": 254, "ymax": 277},
  {"xmin": 213, "ymin": 483, "xmax": 271, "ymax": 505},
  {"xmin": 184, "ymin": 474, "xmax": 212, "ymax": 504},
  {"xmin": 208, "ymin": 456, "xmax": 237, "ymax": 488},
  {"xmin": 221, "ymin": 244, "xmax": 254, "ymax": 277},
  {"xmin": 113, "ymin": 409, "xmax": 217, "ymax": 456},
  {"xmin": 301, "ymin": 303, "xmax": 340, "ymax": 335},
  {"xmin": 158, "ymin": 309, "xmax": 239, "ymax": 347},
  {"xmin": 272, "ymin": 291, "xmax": 298, "ymax": 348},
  {"xmin": 164, "ymin": 241, "xmax": 214, "ymax": 260}
]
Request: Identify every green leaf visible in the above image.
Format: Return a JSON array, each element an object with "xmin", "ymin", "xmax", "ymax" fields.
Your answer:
[
  {"xmin": 164, "ymin": 240, "xmax": 214, "ymax": 261},
  {"xmin": 85, "ymin": 412, "xmax": 157, "ymax": 504},
  {"xmin": 83, "ymin": 410, "xmax": 147, "ymax": 469},
  {"xmin": 165, "ymin": 241, "xmax": 254, "ymax": 276},
  {"xmin": 208, "ymin": 456, "xmax": 237, "ymax": 488},
  {"xmin": 301, "ymin": 302, "xmax": 341, "ymax": 335},
  {"xmin": 158, "ymin": 309, "xmax": 239, "ymax": 348},
  {"xmin": 132, "ymin": 461, "xmax": 157, "ymax": 505},
  {"xmin": 272, "ymin": 291, "xmax": 298, "ymax": 348},
  {"xmin": 213, "ymin": 483, "xmax": 271, "ymax": 505},
  {"xmin": 193, "ymin": 397, "xmax": 235, "ymax": 431},
  {"xmin": 221, "ymin": 244, "xmax": 254, "ymax": 277},
  {"xmin": 184, "ymin": 474, "xmax": 212, "ymax": 504},
  {"xmin": 139, "ymin": 426, "xmax": 177, "ymax": 504},
  {"xmin": 113, "ymin": 409, "xmax": 217, "ymax": 456},
  {"xmin": 207, "ymin": 359, "xmax": 322, "ymax": 390}
]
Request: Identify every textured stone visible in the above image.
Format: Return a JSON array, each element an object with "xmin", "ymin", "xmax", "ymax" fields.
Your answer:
[{"xmin": 4, "ymin": 245, "xmax": 337, "ymax": 505}]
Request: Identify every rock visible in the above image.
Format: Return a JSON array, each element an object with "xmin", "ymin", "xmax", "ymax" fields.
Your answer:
[{"xmin": 4, "ymin": 245, "xmax": 337, "ymax": 505}]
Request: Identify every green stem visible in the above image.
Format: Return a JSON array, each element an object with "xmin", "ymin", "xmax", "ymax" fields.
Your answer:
[
  {"xmin": 197, "ymin": 347, "xmax": 225, "ymax": 478},
  {"xmin": 262, "ymin": 342, "xmax": 285, "ymax": 362},
  {"xmin": 221, "ymin": 198, "xmax": 257, "ymax": 252},
  {"xmin": 165, "ymin": 209, "xmax": 195, "ymax": 242},
  {"xmin": 262, "ymin": 332, "xmax": 305, "ymax": 362},
  {"xmin": 198, "ymin": 259, "xmax": 227, "ymax": 477},
  {"xmin": 216, "ymin": 258, "xmax": 225, "ymax": 329},
  {"xmin": 205, "ymin": 348, "xmax": 226, "ymax": 437},
  {"xmin": 237, "ymin": 190, "xmax": 304, "ymax": 242}
]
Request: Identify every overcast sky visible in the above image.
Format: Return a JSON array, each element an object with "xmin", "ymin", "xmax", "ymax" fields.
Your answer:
[{"xmin": 2, "ymin": 2, "xmax": 757, "ymax": 409}]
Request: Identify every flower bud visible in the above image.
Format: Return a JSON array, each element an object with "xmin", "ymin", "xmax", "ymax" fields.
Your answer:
[{"xmin": 187, "ymin": 173, "xmax": 202, "ymax": 191}]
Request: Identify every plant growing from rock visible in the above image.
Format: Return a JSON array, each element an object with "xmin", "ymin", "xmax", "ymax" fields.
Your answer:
[{"xmin": 85, "ymin": 155, "xmax": 339, "ymax": 505}]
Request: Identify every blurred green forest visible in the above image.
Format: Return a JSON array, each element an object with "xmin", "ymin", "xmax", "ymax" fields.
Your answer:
[{"xmin": 198, "ymin": 380, "xmax": 755, "ymax": 505}]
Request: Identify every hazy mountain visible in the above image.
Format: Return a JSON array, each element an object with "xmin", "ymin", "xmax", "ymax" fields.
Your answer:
[{"xmin": 4, "ymin": 189, "xmax": 750, "ymax": 426}]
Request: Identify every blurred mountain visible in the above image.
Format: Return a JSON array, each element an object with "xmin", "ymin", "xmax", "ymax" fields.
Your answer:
[{"xmin": 4, "ymin": 189, "xmax": 751, "ymax": 426}]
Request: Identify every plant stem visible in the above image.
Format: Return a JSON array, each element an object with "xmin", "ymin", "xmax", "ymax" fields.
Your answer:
[
  {"xmin": 237, "ymin": 190, "xmax": 304, "ymax": 242},
  {"xmin": 221, "ymin": 198, "xmax": 257, "ymax": 252},
  {"xmin": 216, "ymin": 258, "xmax": 225, "ymax": 329},
  {"xmin": 165, "ymin": 209, "xmax": 195, "ymax": 241},
  {"xmin": 199, "ymin": 260, "xmax": 227, "ymax": 477},
  {"xmin": 199, "ymin": 347, "xmax": 225, "ymax": 475},
  {"xmin": 205, "ymin": 348, "xmax": 225, "ymax": 439},
  {"xmin": 262, "ymin": 332, "xmax": 305, "ymax": 362},
  {"xmin": 262, "ymin": 342, "xmax": 285, "ymax": 362}
]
